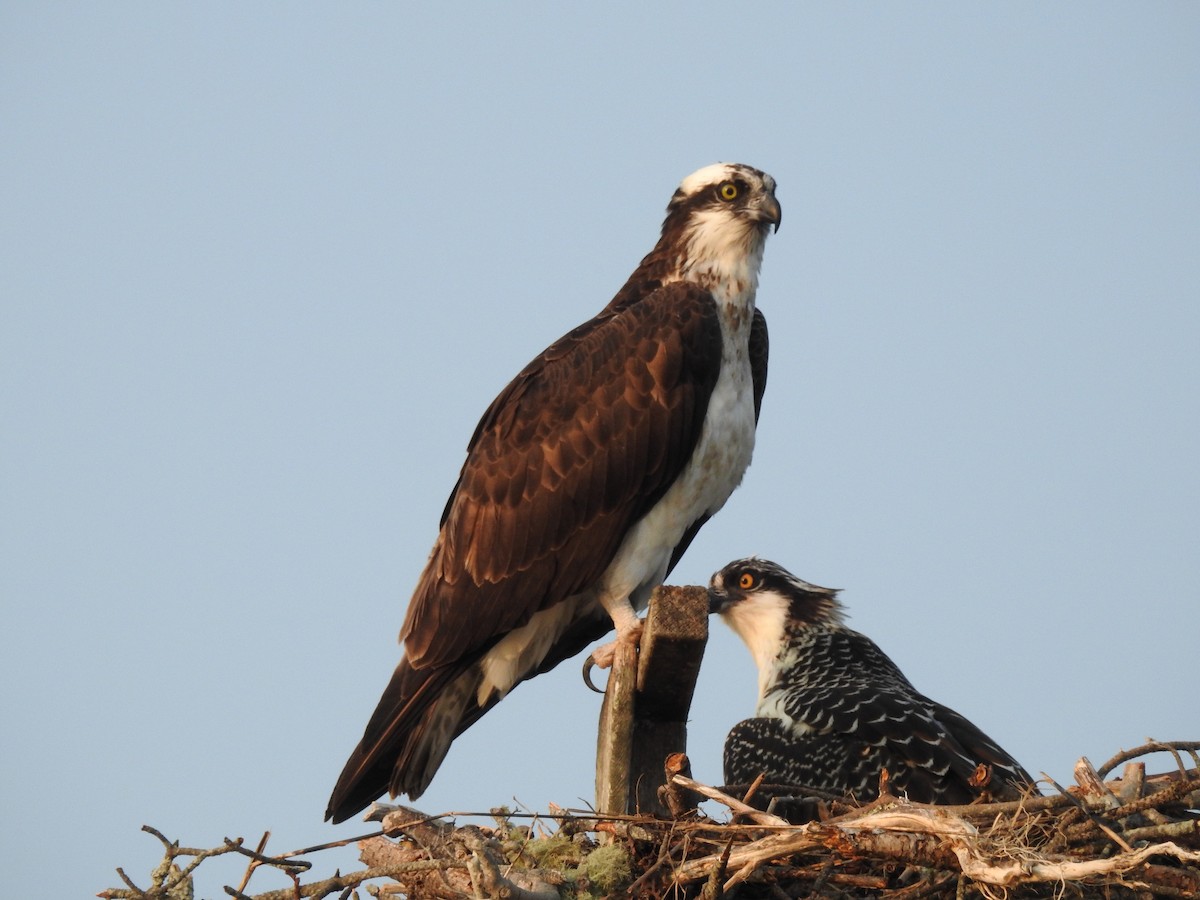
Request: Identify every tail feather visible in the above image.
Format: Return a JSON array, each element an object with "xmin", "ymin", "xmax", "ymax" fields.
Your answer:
[
  {"xmin": 936, "ymin": 700, "xmax": 1036, "ymax": 796},
  {"xmin": 389, "ymin": 671, "xmax": 479, "ymax": 800},
  {"xmin": 325, "ymin": 659, "xmax": 475, "ymax": 823},
  {"xmin": 326, "ymin": 606, "xmax": 616, "ymax": 824}
]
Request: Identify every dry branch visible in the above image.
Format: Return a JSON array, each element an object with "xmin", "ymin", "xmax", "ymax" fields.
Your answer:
[{"xmin": 101, "ymin": 741, "xmax": 1200, "ymax": 900}]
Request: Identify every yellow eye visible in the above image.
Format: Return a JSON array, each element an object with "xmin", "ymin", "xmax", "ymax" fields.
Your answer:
[
  {"xmin": 738, "ymin": 571, "xmax": 756, "ymax": 590},
  {"xmin": 719, "ymin": 182, "xmax": 739, "ymax": 201}
]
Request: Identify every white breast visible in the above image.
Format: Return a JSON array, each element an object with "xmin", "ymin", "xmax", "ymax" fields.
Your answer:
[
  {"xmin": 600, "ymin": 283, "xmax": 759, "ymax": 609},
  {"xmin": 719, "ymin": 589, "xmax": 790, "ymax": 701}
]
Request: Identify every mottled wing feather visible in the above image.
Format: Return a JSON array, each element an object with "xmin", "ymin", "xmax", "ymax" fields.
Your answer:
[
  {"xmin": 725, "ymin": 717, "xmax": 855, "ymax": 789},
  {"xmin": 773, "ymin": 630, "xmax": 1030, "ymax": 799},
  {"xmin": 926, "ymin": 697, "xmax": 1036, "ymax": 787},
  {"xmin": 401, "ymin": 282, "xmax": 724, "ymax": 669},
  {"xmin": 724, "ymin": 717, "xmax": 971, "ymax": 810}
]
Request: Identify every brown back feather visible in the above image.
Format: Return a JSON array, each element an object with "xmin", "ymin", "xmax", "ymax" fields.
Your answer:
[{"xmin": 400, "ymin": 282, "xmax": 724, "ymax": 668}]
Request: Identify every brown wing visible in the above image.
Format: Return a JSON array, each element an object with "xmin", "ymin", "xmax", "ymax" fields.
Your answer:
[
  {"xmin": 749, "ymin": 306, "xmax": 768, "ymax": 422},
  {"xmin": 401, "ymin": 281, "xmax": 724, "ymax": 669}
]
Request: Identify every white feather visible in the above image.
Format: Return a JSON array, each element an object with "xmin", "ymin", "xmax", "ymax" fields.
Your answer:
[
  {"xmin": 477, "ymin": 592, "xmax": 597, "ymax": 704},
  {"xmin": 718, "ymin": 588, "xmax": 790, "ymax": 702}
]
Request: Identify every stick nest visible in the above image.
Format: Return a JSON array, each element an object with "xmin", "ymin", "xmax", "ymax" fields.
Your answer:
[{"xmin": 100, "ymin": 740, "xmax": 1200, "ymax": 900}]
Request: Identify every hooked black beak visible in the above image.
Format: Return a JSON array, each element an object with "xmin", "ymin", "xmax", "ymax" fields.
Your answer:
[
  {"xmin": 762, "ymin": 194, "xmax": 782, "ymax": 233},
  {"xmin": 707, "ymin": 587, "xmax": 729, "ymax": 615}
]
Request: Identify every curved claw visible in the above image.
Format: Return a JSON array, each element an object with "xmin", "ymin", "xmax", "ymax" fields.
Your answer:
[{"xmin": 581, "ymin": 654, "xmax": 606, "ymax": 694}]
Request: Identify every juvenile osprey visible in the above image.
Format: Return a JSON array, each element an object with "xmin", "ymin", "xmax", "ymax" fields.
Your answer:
[
  {"xmin": 326, "ymin": 164, "xmax": 781, "ymax": 823},
  {"xmin": 708, "ymin": 558, "xmax": 1033, "ymax": 808}
]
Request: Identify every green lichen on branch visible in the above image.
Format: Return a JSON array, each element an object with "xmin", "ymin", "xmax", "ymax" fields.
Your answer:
[{"xmin": 100, "ymin": 740, "xmax": 1200, "ymax": 900}]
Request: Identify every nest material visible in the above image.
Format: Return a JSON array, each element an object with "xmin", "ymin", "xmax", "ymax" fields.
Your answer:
[
  {"xmin": 365, "ymin": 742, "xmax": 1200, "ymax": 899},
  {"xmin": 98, "ymin": 741, "xmax": 1200, "ymax": 900}
]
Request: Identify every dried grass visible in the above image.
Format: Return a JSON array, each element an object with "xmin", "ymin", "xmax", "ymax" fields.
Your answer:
[{"xmin": 99, "ymin": 741, "xmax": 1200, "ymax": 900}]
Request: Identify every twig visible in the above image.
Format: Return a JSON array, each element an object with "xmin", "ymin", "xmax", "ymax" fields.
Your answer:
[
  {"xmin": 222, "ymin": 836, "xmax": 311, "ymax": 872},
  {"xmin": 671, "ymin": 774, "xmax": 792, "ymax": 827},
  {"xmin": 1041, "ymin": 770, "xmax": 1133, "ymax": 852},
  {"xmin": 282, "ymin": 830, "xmax": 386, "ymax": 856},
  {"xmin": 230, "ymin": 832, "xmax": 272, "ymax": 899},
  {"xmin": 114, "ymin": 867, "xmax": 143, "ymax": 895},
  {"xmin": 1096, "ymin": 740, "xmax": 1200, "ymax": 778},
  {"xmin": 952, "ymin": 839, "xmax": 1200, "ymax": 887},
  {"xmin": 222, "ymin": 862, "xmax": 466, "ymax": 900},
  {"xmin": 1108, "ymin": 774, "xmax": 1200, "ymax": 820}
]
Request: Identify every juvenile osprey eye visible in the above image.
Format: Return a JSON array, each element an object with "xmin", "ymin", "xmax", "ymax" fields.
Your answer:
[
  {"xmin": 719, "ymin": 182, "xmax": 739, "ymax": 201},
  {"xmin": 738, "ymin": 571, "xmax": 756, "ymax": 590}
]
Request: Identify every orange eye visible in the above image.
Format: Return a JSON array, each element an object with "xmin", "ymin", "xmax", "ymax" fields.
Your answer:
[
  {"xmin": 738, "ymin": 572, "xmax": 756, "ymax": 589},
  {"xmin": 719, "ymin": 182, "xmax": 739, "ymax": 201}
]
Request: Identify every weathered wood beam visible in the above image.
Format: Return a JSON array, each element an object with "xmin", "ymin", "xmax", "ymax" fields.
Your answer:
[
  {"xmin": 594, "ymin": 629, "xmax": 638, "ymax": 817},
  {"xmin": 595, "ymin": 584, "xmax": 710, "ymax": 817}
]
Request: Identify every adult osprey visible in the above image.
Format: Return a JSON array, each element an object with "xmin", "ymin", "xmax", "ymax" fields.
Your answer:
[
  {"xmin": 709, "ymin": 558, "xmax": 1034, "ymax": 809},
  {"xmin": 326, "ymin": 164, "xmax": 781, "ymax": 823}
]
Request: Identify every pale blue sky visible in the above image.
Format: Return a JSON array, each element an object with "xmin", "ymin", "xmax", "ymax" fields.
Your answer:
[{"xmin": 3, "ymin": 4, "xmax": 1198, "ymax": 897}]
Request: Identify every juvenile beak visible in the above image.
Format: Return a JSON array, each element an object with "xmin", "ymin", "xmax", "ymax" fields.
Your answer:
[{"xmin": 707, "ymin": 587, "xmax": 730, "ymax": 615}]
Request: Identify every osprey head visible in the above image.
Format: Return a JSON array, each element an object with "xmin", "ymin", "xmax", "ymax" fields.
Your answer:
[
  {"xmin": 658, "ymin": 163, "xmax": 781, "ymax": 289},
  {"xmin": 709, "ymin": 558, "xmax": 843, "ymax": 675},
  {"xmin": 669, "ymin": 163, "xmax": 782, "ymax": 233}
]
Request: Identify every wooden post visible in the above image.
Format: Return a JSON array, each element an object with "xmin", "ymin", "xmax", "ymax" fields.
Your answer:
[
  {"xmin": 595, "ymin": 584, "xmax": 709, "ymax": 817},
  {"xmin": 594, "ymin": 628, "xmax": 638, "ymax": 817}
]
